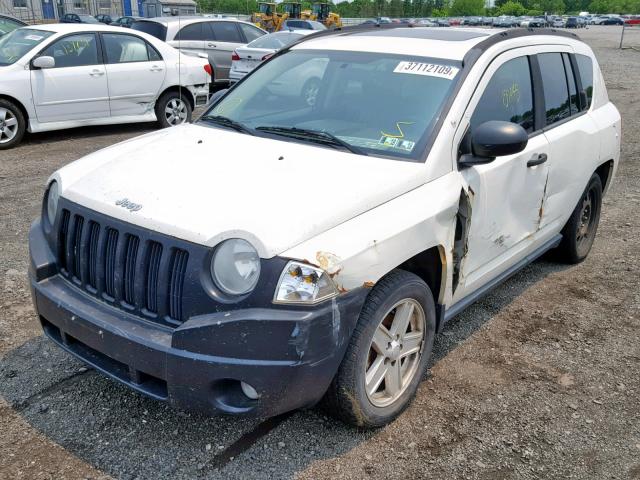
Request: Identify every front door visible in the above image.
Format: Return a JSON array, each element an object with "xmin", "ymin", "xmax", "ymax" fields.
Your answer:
[
  {"xmin": 101, "ymin": 33, "xmax": 166, "ymax": 117},
  {"xmin": 452, "ymin": 50, "xmax": 551, "ymax": 301},
  {"xmin": 30, "ymin": 33, "xmax": 110, "ymax": 123}
]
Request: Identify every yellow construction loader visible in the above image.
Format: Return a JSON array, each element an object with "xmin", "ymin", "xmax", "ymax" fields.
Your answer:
[
  {"xmin": 252, "ymin": 2, "xmax": 288, "ymax": 33},
  {"xmin": 302, "ymin": 2, "xmax": 343, "ymax": 29},
  {"xmin": 281, "ymin": 2, "xmax": 302, "ymax": 19}
]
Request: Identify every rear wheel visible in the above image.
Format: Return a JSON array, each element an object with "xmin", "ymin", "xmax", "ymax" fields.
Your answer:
[
  {"xmin": 557, "ymin": 174, "xmax": 603, "ymax": 263},
  {"xmin": 0, "ymin": 99, "xmax": 26, "ymax": 150},
  {"xmin": 324, "ymin": 270, "xmax": 436, "ymax": 428},
  {"xmin": 155, "ymin": 91, "xmax": 192, "ymax": 128}
]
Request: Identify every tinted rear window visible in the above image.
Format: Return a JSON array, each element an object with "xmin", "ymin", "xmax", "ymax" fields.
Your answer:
[
  {"xmin": 538, "ymin": 52, "xmax": 571, "ymax": 126},
  {"xmin": 576, "ymin": 54, "xmax": 594, "ymax": 110},
  {"xmin": 209, "ymin": 22, "xmax": 242, "ymax": 43},
  {"xmin": 132, "ymin": 21, "xmax": 167, "ymax": 41}
]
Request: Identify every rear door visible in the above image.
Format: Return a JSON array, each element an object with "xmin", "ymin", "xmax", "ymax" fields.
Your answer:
[
  {"xmin": 30, "ymin": 32, "xmax": 110, "ymax": 123},
  {"xmin": 203, "ymin": 21, "xmax": 245, "ymax": 82},
  {"xmin": 101, "ymin": 32, "xmax": 166, "ymax": 117},
  {"xmin": 536, "ymin": 51, "xmax": 602, "ymax": 230},
  {"xmin": 168, "ymin": 22, "xmax": 206, "ymax": 58}
]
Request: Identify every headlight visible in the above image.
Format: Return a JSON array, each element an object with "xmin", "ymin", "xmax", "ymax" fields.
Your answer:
[
  {"xmin": 274, "ymin": 261, "xmax": 338, "ymax": 304},
  {"xmin": 46, "ymin": 180, "xmax": 59, "ymax": 226},
  {"xmin": 211, "ymin": 239, "xmax": 261, "ymax": 295}
]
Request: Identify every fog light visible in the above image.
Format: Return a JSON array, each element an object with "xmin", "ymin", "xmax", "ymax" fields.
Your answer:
[{"xmin": 241, "ymin": 381, "xmax": 260, "ymax": 400}]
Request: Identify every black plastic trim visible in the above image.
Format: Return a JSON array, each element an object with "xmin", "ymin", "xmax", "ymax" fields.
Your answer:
[{"xmin": 443, "ymin": 233, "xmax": 562, "ymax": 323}]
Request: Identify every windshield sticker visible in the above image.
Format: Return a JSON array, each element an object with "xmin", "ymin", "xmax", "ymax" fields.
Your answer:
[
  {"xmin": 394, "ymin": 61, "xmax": 459, "ymax": 80},
  {"xmin": 24, "ymin": 34, "xmax": 44, "ymax": 41},
  {"xmin": 379, "ymin": 136, "xmax": 415, "ymax": 152},
  {"xmin": 381, "ymin": 121, "xmax": 415, "ymax": 139}
]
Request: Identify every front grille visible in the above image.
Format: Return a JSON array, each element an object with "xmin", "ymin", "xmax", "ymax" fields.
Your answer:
[{"xmin": 57, "ymin": 208, "xmax": 189, "ymax": 327}]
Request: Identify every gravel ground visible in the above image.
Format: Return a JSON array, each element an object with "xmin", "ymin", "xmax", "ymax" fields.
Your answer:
[{"xmin": 1, "ymin": 26, "xmax": 638, "ymax": 480}]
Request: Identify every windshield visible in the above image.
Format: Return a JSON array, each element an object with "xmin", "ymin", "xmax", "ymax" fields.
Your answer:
[
  {"xmin": 247, "ymin": 31, "xmax": 304, "ymax": 49},
  {"xmin": 201, "ymin": 50, "xmax": 460, "ymax": 161},
  {"xmin": 79, "ymin": 15, "xmax": 100, "ymax": 23},
  {"xmin": 0, "ymin": 28, "xmax": 54, "ymax": 66},
  {"xmin": 132, "ymin": 20, "xmax": 167, "ymax": 40},
  {"xmin": 0, "ymin": 17, "xmax": 24, "ymax": 37}
]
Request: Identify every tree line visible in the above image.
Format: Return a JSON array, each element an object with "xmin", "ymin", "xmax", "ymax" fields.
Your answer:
[{"xmin": 196, "ymin": 0, "xmax": 640, "ymax": 18}]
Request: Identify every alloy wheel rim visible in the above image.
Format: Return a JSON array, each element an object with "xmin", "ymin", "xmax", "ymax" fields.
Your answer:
[
  {"xmin": 165, "ymin": 98, "xmax": 188, "ymax": 126},
  {"xmin": 0, "ymin": 108, "xmax": 18, "ymax": 144},
  {"xmin": 576, "ymin": 190, "xmax": 595, "ymax": 246},
  {"xmin": 365, "ymin": 298, "xmax": 426, "ymax": 408}
]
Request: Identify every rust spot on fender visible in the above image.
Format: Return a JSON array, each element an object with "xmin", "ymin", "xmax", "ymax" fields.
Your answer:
[
  {"xmin": 316, "ymin": 251, "xmax": 342, "ymax": 276},
  {"xmin": 363, "ymin": 281, "xmax": 375, "ymax": 288}
]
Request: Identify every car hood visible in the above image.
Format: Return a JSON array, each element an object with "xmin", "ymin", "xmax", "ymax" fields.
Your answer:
[{"xmin": 56, "ymin": 123, "xmax": 425, "ymax": 258}]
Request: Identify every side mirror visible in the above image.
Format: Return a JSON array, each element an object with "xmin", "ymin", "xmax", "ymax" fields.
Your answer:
[
  {"xmin": 32, "ymin": 56, "xmax": 55, "ymax": 69},
  {"xmin": 459, "ymin": 120, "xmax": 528, "ymax": 167}
]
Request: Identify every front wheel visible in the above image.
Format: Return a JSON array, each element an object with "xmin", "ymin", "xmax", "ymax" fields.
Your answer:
[
  {"xmin": 155, "ymin": 91, "xmax": 192, "ymax": 128},
  {"xmin": 557, "ymin": 173, "xmax": 603, "ymax": 264},
  {"xmin": 324, "ymin": 270, "xmax": 436, "ymax": 428},
  {"xmin": 0, "ymin": 99, "xmax": 26, "ymax": 150}
]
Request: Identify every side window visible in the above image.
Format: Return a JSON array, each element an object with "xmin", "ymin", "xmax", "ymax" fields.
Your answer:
[
  {"xmin": 210, "ymin": 22, "xmax": 243, "ymax": 43},
  {"xmin": 562, "ymin": 53, "xmax": 580, "ymax": 115},
  {"xmin": 103, "ymin": 34, "xmax": 150, "ymax": 63},
  {"xmin": 238, "ymin": 23, "xmax": 264, "ymax": 42},
  {"xmin": 147, "ymin": 43, "xmax": 162, "ymax": 61},
  {"xmin": 538, "ymin": 53, "xmax": 571, "ymax": 126},
  {"xmin": 40, "ymin": 33, "xmax": 99, "ymax": 68},
  {"xmin": 470, "ymin": 56, "xmax": 534, "ymax": 133},
  {"xmin": 175, "ymin": 23, "xmax": 204, "ymax": 41},
  {"xmin": 575, "ymin": 54, "xmax": 594, "ymax": 110}
]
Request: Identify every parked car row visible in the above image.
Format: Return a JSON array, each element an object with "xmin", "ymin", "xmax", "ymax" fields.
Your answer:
[
  {"xmin": 358, "ymin": 14, "xmax": 634, "ymax": 28},
  {"xmin": 61, "ymin": 13, "xmax": 142, "ymax": 27}
]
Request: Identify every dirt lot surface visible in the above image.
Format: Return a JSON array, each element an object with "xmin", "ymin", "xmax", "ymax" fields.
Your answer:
[{"xmin": 1, "ymin": 26, "xmax": 639, "ymax": 480}]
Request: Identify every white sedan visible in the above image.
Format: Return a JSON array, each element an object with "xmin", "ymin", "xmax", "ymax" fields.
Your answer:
[
  {"xmin": 0, "ymin": 24, "xmax": 212, "ymax": 149},
  {"xmin": 229, "ymin": 29, "xmax": 316, "ymax": 83}
]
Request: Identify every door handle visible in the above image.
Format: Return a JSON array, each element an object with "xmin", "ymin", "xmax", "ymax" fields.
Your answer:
[
  {"xmin": 527, "ymin": 153, "xmax": 548, "ymax": 167},
  {"xmin": 207, "ymin": 43, "xmax": 216, "ymax": 48},
  {"xmin": 150, "ymin": 65, "xmax": 164, "ymax": 72},
  {"xmin": 89, "ymin": 69, "xmax": 104, "ymax": 77}
]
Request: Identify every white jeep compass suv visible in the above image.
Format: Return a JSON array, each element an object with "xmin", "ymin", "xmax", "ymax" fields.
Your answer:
[{"xmin": 29, "ymin": 26, "xmax": 621, "ymax": 427}]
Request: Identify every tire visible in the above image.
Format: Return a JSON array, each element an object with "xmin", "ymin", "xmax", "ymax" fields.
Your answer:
[
  {"xmin": 0, "ymin": 99, "xmax": 26, "ymax": 150},
  {"xmin": 323, "ymin": 270, "xmax": 436, "ymax": 428},
  {"xmin": 557, "ymin": 174, "xmax": 603, "ymax": 264},
  {"xmin": 301, "ymin": 77, "xmax": 321, "ymax": 107},
  {"xmin": 155, "ymin": 91, "xmax": 192, "ymax": 129}
]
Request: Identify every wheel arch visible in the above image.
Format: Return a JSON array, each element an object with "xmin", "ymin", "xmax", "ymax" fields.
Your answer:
[
  {"xmin": 595, "ymin": 159, "xmax": 614, "ymax": 194},
  {"xmin": 0, "ymin": 94, "xmax": 30, "ymax": 125},
  {"xmin": 394, "ymin": 245, "xmax": 447, "ymax": 331},
  {"xmin": 157, "ymin": 85, "xmax": 195, "ymax": 109}
]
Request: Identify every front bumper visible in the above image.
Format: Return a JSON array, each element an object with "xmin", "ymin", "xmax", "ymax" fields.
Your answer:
[{"xmin": 29, "ymin": 220, "xmax": 367, "ymax": 417}]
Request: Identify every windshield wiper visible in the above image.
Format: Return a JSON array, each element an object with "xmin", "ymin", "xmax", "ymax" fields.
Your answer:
[
  {"xmin": 255, "ymin": 126, "xmax": 367, "ymax": 156},
  {"xmin": 200, "ymin": 115, "xmax": 254, "ymax": 135}
]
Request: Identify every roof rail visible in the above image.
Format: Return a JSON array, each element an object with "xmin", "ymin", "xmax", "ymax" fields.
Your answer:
[{"xmin": 287, "ymin": 24, "xmax": 580, "ymax": 50}]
